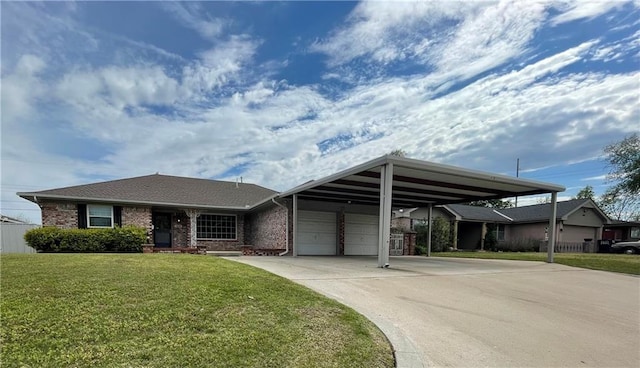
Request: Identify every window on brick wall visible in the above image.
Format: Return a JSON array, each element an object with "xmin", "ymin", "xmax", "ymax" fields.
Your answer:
[
  {"xmin": 197, "ymin": 214, "xmax": 236, "ymax": 240},
  {"xmin": 87, "ymin": 204, "xmax": 113, "ymax": 228}
]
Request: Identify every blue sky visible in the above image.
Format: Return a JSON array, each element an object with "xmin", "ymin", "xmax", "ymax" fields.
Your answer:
[{"xmin": 1, "ymin": 1, "xmax": 639, "ymax": 223}]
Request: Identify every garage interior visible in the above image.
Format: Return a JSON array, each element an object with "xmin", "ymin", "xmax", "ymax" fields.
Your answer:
[{"xmin": 279, "ymin": 155, "xmax": 566, "ymax": 267}]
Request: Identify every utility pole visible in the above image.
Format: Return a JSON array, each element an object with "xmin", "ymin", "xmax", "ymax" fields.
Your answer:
[{"xmin": 515, "ymin": 158, "xmax": 520, "ymax": 207}]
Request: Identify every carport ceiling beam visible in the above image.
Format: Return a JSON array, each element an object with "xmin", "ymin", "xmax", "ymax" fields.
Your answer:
[
  {"xmin": 298, "ymin": 195, "xmax": 423, "ymax": 208},
  {"xmin": 333, "ymin": 179, "xmax": 479, "ymax": 200},
  {"xmin": 307, "ymin": 188, "xmax": 457, "ymax": 203},
  {"xmin": 355, "ymin": 171, "xmax": 506, "ymax": 195},
  {"xmin": 297, "ymin": 195, "xmax": 380, "ymax": 206},
  {"xmin": 443, "ymin": 189, "xmax": 555, "ymax": 204}
]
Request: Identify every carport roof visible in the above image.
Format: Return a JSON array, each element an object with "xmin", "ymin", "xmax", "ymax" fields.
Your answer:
[{"xmin": 278, "ymin": 155, "xmax": 565, "ymax": 207}]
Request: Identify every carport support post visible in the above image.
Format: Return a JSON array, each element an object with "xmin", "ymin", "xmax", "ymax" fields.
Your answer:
[
  {"xmin": 426, "ymin": 204, "xmax": 433, "ymax": 257},
  {"xmin": 378, "ymin": 163, "xmax": 393, "ymax": 268},
  {"xmin": 547, "ymin": 192, "xmax": 558, "ymax": 263},
  {"xmin": 293, "ymin": 194, "xmax": 298, "ymax": 257}
]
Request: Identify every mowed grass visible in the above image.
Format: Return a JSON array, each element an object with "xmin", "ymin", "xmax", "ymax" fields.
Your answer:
[
  {"xmin": 435, "ymin": 251, "xmax": 640, "ymax": 275},
  {"xmin": 1, "ymin": 254, "xmax": 394, "ymax": 368}
]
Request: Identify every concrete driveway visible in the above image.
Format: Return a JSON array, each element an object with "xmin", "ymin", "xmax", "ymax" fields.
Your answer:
[{"xmin": 231, "ymin": 256, "xmax": 640, "ymax": 368}]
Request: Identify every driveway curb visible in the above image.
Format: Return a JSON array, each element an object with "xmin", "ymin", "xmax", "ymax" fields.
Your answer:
[{"xmin": 316, "ymin": 288, "xmax": 427, "ymax": 368}]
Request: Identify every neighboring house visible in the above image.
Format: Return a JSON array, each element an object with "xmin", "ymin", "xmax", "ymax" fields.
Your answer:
[
  {"xmin": 1, "ymin": 214, "xmax": 30, "ymax": 224},
  {"xmin": 1, "ymin": 214, "xmax": 39, "ymax": 254},
  {"xmin": 603, "ymin": 221, "xmax": 640, "ymax": 242},
  {"xmin": 393, "ymin": 199, "xmax": 610, "ymax": 251},
  {"xmin": 17, "ymin": 155, "xmax": 565, "ymax": 260}
]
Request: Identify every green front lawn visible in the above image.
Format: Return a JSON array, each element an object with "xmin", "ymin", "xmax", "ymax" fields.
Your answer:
[
  {"xmin": 1, "ymin": 254, "xmax": 394, "ymax": 368},
  {"xmin": 435, "ymin": 252, "xmax": 640, "ymax": 275}
]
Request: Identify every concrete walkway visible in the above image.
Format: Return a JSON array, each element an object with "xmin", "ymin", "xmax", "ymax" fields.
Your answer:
[{"xmin": 231, "ymin": 256, "xmax": 640, "ymax": 368}]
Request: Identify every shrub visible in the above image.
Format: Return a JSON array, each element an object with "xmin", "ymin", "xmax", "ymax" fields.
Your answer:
[
  {"xmin": 484, "ymin": 225, "xmax": 498, "ymax": 251},
  {"xmin": 414, "ymin": 244, "xmax": 427, "ymax": 255},
  {"xmin": 495, "ymin": 238, "xmax": 542, "ymax": 252},
  {"xmin": 414, "ymin": 217, "xmax": 451, "ymax": 253},
  {"xmin": 24, "ymin": 227, "xmax": 61, "ymax": 252},
  {"xmin": 24, "ymin": 226, "xmax": 147, "ymax": 253}
]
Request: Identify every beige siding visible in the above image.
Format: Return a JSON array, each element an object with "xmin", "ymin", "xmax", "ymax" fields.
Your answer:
[
  {"xmin": 508, "ymin": 222, "xmax": 558, "ymax": 242},
  {"xmin": 562, "ymin": 225, "xmax": 598, "ymax": 243},
  {"xmin": 564, "ymin": 207, "xmax": 606, "ymax": 227},
  {"xmin": 410, "ymin": 207, "xmax": 453, "ymax": 221}
]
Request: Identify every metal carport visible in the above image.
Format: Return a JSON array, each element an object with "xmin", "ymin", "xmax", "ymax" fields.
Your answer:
[{"xmin": 278, "ymin": 155, "xmax": 565, "ymax": 268}]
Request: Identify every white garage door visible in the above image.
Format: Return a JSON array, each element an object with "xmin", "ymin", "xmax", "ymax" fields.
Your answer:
[
  {"xmin": 345, "ymin": 213, "xmax": 379, "ymax": 255},
  {"xmin": 297, "ymin": 211, "xmax": 337, "ymax": 255}
]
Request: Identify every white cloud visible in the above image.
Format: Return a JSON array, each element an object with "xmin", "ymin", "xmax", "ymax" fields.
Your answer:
[
  {"xmin": 550, "ymin": 1, "xmax": 628, "ymax": 25},
  {"xmin": 57, "ymin": 66, "xmax": 181, "ymax": 110},
  {"xmin": 2, "ymin": 1, "xmax": 639, "ymax": 225},
  {"xmin": 310, "ymin": 1, "xmax": 481, "ymax": 67},
  {"xmin": 161, "ymin": 2, "xmax": 227, "ymax": 41},
  {"xmin": 1, "ymin": 54, "xmax": 46, "ymax": 123},
  {"xmin": 182, "ymin": 36, "xmax": 260, "ymax": 94}
]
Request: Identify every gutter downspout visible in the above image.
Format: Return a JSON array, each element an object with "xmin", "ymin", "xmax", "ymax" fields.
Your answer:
[{"xmin": 272, "ymin": 198, "xmax": 289, "ymax": 256}]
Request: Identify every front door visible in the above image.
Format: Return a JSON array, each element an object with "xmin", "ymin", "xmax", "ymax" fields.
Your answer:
[{"xmin": 153, "ymin": 213, "xmax": 172, "ymax": 248}]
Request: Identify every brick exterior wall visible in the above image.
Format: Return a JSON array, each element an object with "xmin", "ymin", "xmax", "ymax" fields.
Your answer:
[
  {"xmin": 41, "ymin": 202, "xmax": 78, "ymax": 229},
  {"xmin": 122, "ymin": 206, "xmax": 152, "ymax": 239},
  {"xmin": 403, "ymin": 232, "xmax": 416, "ymax": 255},
  {"xmin": 172, "ymin": 212, "xmax": 189, "ymax": 247},
  {"xmin": 245, "ymin": 204, "xmax": 287, "ymax": 249},
  {"xmin": 195, "ymin": 214, "xmax": 245, "ymax": 251}
]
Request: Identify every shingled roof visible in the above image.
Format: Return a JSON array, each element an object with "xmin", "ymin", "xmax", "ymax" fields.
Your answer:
[
  {"xmin": 18, "ymin": 174, "xmax": 277, "ymax": 210},
  {"xmin": 499, "ymin": 198, "xmax": 595, "ymax": 222},
  {"xmin": 446, "ymin": 204, "xmax": 510, "ymax": 222},
  {"xmin": 441, "ymin": 199, "xmax": 608, "ymax": 223}
]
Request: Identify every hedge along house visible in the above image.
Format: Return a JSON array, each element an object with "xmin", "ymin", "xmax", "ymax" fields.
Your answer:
[{"xmin": 18, "ymin": 155, "xmax": 566, "ymax": 266}]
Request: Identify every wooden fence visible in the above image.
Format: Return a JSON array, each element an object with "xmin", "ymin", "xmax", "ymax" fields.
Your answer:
[{"xmin": 0, "ymin": 223, "xmax": 39, "ymax": 254}]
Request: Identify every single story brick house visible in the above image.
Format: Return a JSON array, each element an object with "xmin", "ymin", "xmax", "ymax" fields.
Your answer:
[
  {"xmin": 18, "ymin": 155, "xmax": 566, "ymax": 264},
  {"xmin": 392, "ymin": 198, "xmax": 610, "ymax": 251}
]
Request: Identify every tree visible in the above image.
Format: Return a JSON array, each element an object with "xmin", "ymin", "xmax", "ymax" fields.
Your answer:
[
  {"xmin": 600, "ymin": 187, "xmax": 640, "ymax": 221},
  {"xmin": 536, "ymin": 196, "xmax": 551, "ymax": 204},
  {"xmin": 466, "ymin": 199, "xmax": 513, "ymax": 209},
  {"xmin": 604, "ymin": 133, "xmax": 640, "ymax": 195},
  {"xmin": 388, "ymin": 149, "xmax": 407, "ymax": 157},
  {"xmin": 574, "ymin": 185, "xmax": 595, "ymax": 200},
  {"xmin": 601, "ymin": 134, "xmax": 640, "ymax": 221},
  {"xmin": 414, "ymin": 217, "xmax": 451, "ymax": 253}
]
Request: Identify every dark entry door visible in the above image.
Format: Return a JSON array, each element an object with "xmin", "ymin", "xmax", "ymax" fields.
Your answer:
[{"xmin": 153, "ymin": 213, "xmax": 172, "ymax": 248}]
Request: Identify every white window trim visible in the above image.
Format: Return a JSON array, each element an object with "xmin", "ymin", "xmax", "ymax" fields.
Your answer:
[
  {"xmin": 87, "ymin": 204, "xmax": 114, "ymax": 229},
  {"xmin": 196, "ymin": 213, "xmax": 238, "ymax": 240}
]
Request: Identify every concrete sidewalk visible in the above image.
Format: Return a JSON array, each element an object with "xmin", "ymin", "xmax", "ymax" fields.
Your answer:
[{"xmin": 231, "ymin": 256, "xmax": 640, "ymax": 368}]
